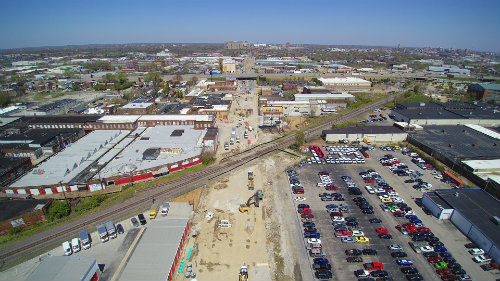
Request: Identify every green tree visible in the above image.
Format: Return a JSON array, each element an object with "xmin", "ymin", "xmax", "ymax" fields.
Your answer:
[
  {"xmin": 72, "ymin": 84, "xmax": 80, "ymax": 91},
  {"xmin": 123, "ymin": 92, "xmax": 135, "ymax": 100},
  {"xmin": 47, "ymin": 200, "xmax": 71, "ymax": 221},
  {"xmin": 294, "ymin": 131, "xmax": 305, "ymax": 148},
  {"xmin": 116, "ymin": 72, "xmax": 128, "ymax": 84},
  {"xmin": 162, "ymin": 83, "xmax": 170, "ymax": 96},
  {"xmin": 0, "ymin": 92, "xmax": 12, "ymax": 106},
  {"xmin": 63, "ymin": 70, "xmax": 75, "ymax": 78},
  {"xmin": 283, "ymin": 90, "xmax": 296, "ymax": 101},
  {"xmin": 144, "ymin": 72, "xmax": 162, "ymax": 89},
  {"xmin": 176, "ymin": 91, "xmax": 184, "ymax": 99}
]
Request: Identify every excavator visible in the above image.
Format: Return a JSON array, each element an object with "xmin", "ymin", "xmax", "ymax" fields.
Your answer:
[
  {"xmin": 239, "ymin": 266, "xmax": 248, "ymax": 281},
  {"xmin": 239, "ymin": 190, "xmax": 263, "ymax": 212}
]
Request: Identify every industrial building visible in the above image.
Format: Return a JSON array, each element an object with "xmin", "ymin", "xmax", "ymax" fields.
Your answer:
[
  {"xmin": 427, "ymin": 65, "xmax": 471, "ymax": 76},
  {"xmin": 25, "ymin": 256, "xmax": 101, "ymax": 281},
  {"xmin": 408, "ymin": 124, "xmax": 500, "ymax": 198},
  {"xmin": 318, "ymin": 77, "xmax": 372, "ymax": 91},
  {"xmin": 0, "ymin": 157, "xmax": 33, "ymax": 187},
  {"xmin": 0, "ymin": 198, "xmax": 51, "ymax": 234},
  {"xmin": 118, "ymin": 203, "xmax": 191, "ymax": 281},
  {"xmin": 8, "ymin": 130, "xmax": 128, "ymax": 191},
  {"xmin": 321, "ymin": 126, "xmax": 407, "ymax": 143},
  {"xmin": 422, "ymin": 189, "xmax": 500, "ymax": 264},
  {"xmin": 97, "ymin": 125, "xmax": 205, "ymax": 183},
  {"xmin": 468, "ymin": 83, "xmax": 500, "ymax": 103},
  {"xmin": 391, "ymin": 101, "xmax": 500, "ymax": 126}
]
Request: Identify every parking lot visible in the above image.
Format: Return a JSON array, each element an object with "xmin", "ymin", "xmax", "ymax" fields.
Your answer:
[{"xmin": 289, "ymin": 144, "xmax": 497, "ymax": 280}]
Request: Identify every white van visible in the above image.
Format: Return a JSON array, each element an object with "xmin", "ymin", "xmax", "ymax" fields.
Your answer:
[
  {"xmin": 71, "ymin": 238, "xmax": 81, "ymax": 253},
  {"xmin": 248, "ymin": 126, "xmax": 253, "ymax": 131},
  {"xmin": 62, "ymin": 241, "xmax": 72, "ymax": 256}
]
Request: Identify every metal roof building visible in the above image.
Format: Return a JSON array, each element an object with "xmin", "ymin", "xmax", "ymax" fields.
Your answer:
[
  {"xmin": 97, "ymin": 126, "xmax": 204, "ymax": 178},
  {"xmin": 25, "ymin": 256, "xmax": 100, "ymax": 281},
  {"xmin": 11, "ymin": 130, "xmax": 128, "ymax": 187},
  {"xmin": 118, "ymin": 203, "xmax": 191, "ymax": 281},
  {"xmin": 422, "ymin": 188, "xmax": 500, "ymax": 263}
]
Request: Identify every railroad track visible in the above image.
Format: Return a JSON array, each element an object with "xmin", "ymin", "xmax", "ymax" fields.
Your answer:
[{"xmin": 0, "ymin": 94, "xmax": 397, "ymax": 269}]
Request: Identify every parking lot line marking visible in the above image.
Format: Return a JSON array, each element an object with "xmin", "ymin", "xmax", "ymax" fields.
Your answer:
[{"xmin": 109, "ymin": 227, "xmax": 146, "ymax": 281}]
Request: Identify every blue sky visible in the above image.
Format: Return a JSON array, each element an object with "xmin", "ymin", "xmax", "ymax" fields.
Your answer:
[{"xmin": 1, "ymin": 0, "xmax": 499, "ymax": 52}]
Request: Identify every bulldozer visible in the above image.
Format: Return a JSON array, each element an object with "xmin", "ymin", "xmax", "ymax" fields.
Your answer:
[
  {"xmin": 239, "ymin": 190, "xmax": 263, "ymax": 212},
  {"xmin": 239, "ymin": 266, "xmax": 248, "ymax": 281}
]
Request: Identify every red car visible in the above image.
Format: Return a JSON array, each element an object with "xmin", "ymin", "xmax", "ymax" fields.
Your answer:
[
  {"xmin": 335, "ymin": 231, "xmax": 352, "ymax": 237},
  {"xmin": 418, "ymin": 227, "xmax": 431, "ymax": 232},
  {"xmin": 293, "ymin": 188, "xmax": 304, "ymax": 194},
  {"xmin": 298, "ymin": 208, "xmax": 312, "ymax": 214},
  {"xmin": 301, "ymin": 213, "xmax": 314, "ymax": 218},
  {"xmin": 437, "ymin": 268, "xmax": 452, "ymax": 275},
  {"xmin": 403, "ymin": 223, "xmax": 415, "ymax": 228},
  {"xmin": 326, "ymin": 185, "xmax": 339, "ymax": 190},
  {"xmin": 364, "ymin": 262, "xmax": 384, "ymax": 270},
  {"xmin": 365, "ymin": 179, "xmax": 375, "ymax": 183},
  {"xmin": 406, "ymin": 226, "xmax": 418, "ymax": 233},
  {"xmin": 428, "ymin": 257, "xmax": 444, "ymax": 263},
  {"xmin": 330, "ymin": 212, "xmax": 343, "ymax": 217},
  {"xmin": 363, "ymin": 152, "xmax": 370, "ymax": 158},
  {"xmin": 376, "ymin": 228, "xmax": 389, "ymax": 234}
]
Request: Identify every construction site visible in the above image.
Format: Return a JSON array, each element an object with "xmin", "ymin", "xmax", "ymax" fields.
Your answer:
[{"xmin": 173, "ymin": 151, "xmax": 302, "ymax": 281}]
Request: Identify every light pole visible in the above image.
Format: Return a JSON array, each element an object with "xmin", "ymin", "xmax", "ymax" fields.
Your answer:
[{"xmin": 59, "ymin": 181, "xmax": 70, "ymax": 209}]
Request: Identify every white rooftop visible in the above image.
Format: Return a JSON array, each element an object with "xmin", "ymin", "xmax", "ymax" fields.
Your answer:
[
  {"xmin": 12, "ymin": 130, "xmax": 128, "ymax": 187},
  {"xmin": 268, "ymin": 100, "xmax": 310, "ymax": 105},
  {"xmin": 295, "ymin": 93, "xmax": 354, "ymax": 99},
  {"xmin": 138, "ymin": 114, "xmax": 214, "ymax": 122},
  {"xmin": 466, "ymin": 124, "xmax": 500, "ymax": 140},
  {"xmin": 462, "ymin": 159, "xmax": 500, "ymax": 172},
  {"xmin": 97, "ymin": 115, "xmax": 141, "ymax": 124},
  {"xmin": 97, "ymin": 126, "xmax": 204, "ymax": 178},
  {"xmin": 318, "ymin": 77, "xmax": 371, "ymax": 84},
  {"xmin": 199, "ymin": 104, "xmax": 229, "ymax": 111},
  {"xmin": 121, "ymin": 102, "xmax": 153, "ymax": 109}
]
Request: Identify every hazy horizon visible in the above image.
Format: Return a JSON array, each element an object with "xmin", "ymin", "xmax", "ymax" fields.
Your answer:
[{"xmin": 1, "ymin": 0, "xmax": 499, "ymax": 53}]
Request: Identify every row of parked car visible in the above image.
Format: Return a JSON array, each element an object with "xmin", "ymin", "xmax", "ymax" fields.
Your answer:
[{"xmin": 288, "ymin": 169, "xmax": 334, "ymax": 279}]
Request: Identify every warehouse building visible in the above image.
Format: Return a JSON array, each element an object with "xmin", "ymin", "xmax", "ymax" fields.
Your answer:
[
  {"xmin": 118, "ymin": 203, "xmax": 191, "ymax": 281},
  {"xmin": 391, "ymin": 102, "xmax": 500, "ymax": 126},
  {"xmin": 318, "ymin": 77, "xmax": 371, "ymax": 91},
  {"xmin": 422, "ymin": 188, "xmax": 500, "ymax": 263},
  {"xmin": 25, "ymin": 256, "xmax": 100, "ymax": 281},
  {"xmin": 321, "ymin": 126, "xmax": 407, "ymax": 143},
  {"xmin": 0, "ymin": 198, "xmax": 51, "ymax": 235}
]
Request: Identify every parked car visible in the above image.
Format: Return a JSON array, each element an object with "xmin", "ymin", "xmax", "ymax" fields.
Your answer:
[
  {"xmin": 138, "ymin": 214, "xmax": 147, "ymax": 225},
  {"xmin": 131, "ymin": 217, "xmax": 139, "ymax": 227},
  {"xmin": 116, "ymin": 224, "xmax": 124, "ymax": 234},
  {"xmin": 391, "ymin": 252, "xmax": 408, "ymax": 258}
]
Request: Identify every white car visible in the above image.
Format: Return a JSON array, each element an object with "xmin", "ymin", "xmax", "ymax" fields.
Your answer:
[
  {"xmin": 332, "ymin": 216, "xmax": 345, "ymax": 222},
  {"xmin": 294, "ymin": 197, "xmax": 306, "ymax": 201},
  {"xmin": 365, "ymin": 186, "xmax": 375, "ymax": 194},
  {"xmin": 352, "ymin": 230, "xmax": 365, "ymax": 237},
  {"xmin": 420, "ymin": 246, "xmax": 434, "ymax": 252},
  {"xmin": 389, "ymin": 244, "xmax": 403, "ymax": 250},
  {"xmin": 468, "ymin": 248, "xmax": 485, "ymax": 255},
  {"xmin": 341, "ymin": 237, "xmax": 356, "ymax": 243},
  {"xmin": 473, "ymin": 255, "xmax": 491, "ymax": 263},
  {"xmin": 307, "ymin": 238, "xmax": 321, "ymax": 244}
]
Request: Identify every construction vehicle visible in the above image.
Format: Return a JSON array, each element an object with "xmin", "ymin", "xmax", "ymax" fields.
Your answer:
[
  {"xmin": 239, "ymin": 190, "xmax": 263, "ymax": 212},
  {"xmin": 239, "ymin": 266, "xmax": 248, "ymax": 281},
  {"xmin": 248, "ymin": 171, "xmax": 254, "ymax": 180},
  {"xmin": 248, "ymin": 179, "xmax": 254, "ymax": 190}
]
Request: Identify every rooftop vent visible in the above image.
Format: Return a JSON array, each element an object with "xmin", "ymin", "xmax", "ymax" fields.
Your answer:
[
  {"xmin": 455, "ymin": 192, "xmax": 459, "ymax": 197},
  {"xmin": 420, "ymin": 102, "xmax": 426, "ymax": 107}
]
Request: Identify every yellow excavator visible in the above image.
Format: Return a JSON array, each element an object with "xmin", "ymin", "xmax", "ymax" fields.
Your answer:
[
  {"xmin": 239, "ymin": 190, "xmax": 263, "ymax": 212},
  {"xmin": 239, "ymin": 266, "xmax": 248, "ymax": 281}
]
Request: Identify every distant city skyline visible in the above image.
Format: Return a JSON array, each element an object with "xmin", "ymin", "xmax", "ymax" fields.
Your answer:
[{"xmin": 1, "ymin": 0, "xmax": 499, "ymax": 53}]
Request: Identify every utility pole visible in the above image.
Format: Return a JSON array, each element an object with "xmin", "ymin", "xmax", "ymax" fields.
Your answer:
[{"xmin": 59, "ymin": 181, "xmax": 70, "ymax": 209}]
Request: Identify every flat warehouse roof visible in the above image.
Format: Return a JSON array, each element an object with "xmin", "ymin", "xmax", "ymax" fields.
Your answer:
[
  {"xmin": 118, "ymin": 218, "xmax": 189, "ymax": 281},
  {"xmin": 11, "ymin": 130, "xmax": 128, "ymax": 187},
  {"xmin": 26, "ymin": 256, "xmax": 97, "ymax": 281},
  {"xmin": 138, "ymin": 114, "xmax": 214, "ymax": 122},
  {"xmin": 98, "ymin": 126, "xmax": 203, "ymax": 178},
  {"xmin": 410, "ymin": 125, "xmax": 500, "ymax": 160},
  {"xmin": 435, "ymin": 189, "xmax": 500, "ymax": 246},
  {"xmin": 392, "ymin": 109, "xmax": 466, "ymax": 120}
]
